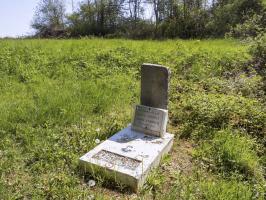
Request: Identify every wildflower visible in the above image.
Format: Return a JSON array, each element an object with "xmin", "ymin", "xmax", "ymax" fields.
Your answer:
[
  {"xmin": 96, "ymin": 128, "xmax": 101, "ymax": 132},
  {"xmin": 95, "ymin": 139, "xmax": 100, "ymax": 144},
  {"xmin": 88, "ymin": 194, "xmax": 95, "ymax": 200},
  {"xmin": 87, "ymin": 179, "xmax": 96, "ymax": 187}
]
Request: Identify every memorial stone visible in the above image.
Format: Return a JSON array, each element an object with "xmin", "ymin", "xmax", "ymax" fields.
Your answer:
[
  {"xmin": 131, "ymin": 105, "xmax": 168, "ymax": 137},
  {"xmin": 141, "ymin": 63, "xmax": 170, "ymax": 110},
  {"xmin": 79, "ymin": 63, "xmax": 174, "ymax": 192}
]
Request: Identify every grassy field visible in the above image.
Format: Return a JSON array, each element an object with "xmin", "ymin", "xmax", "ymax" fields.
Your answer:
[{"xmin": 0, "ymin": 39, "xmax": 265, "ymax": 199}]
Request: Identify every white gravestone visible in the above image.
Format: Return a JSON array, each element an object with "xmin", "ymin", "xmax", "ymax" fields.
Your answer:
[
  {"xmin": 79, "ymin": 64, "xmax": 174, "ymax": 192},
  {"xmin": 80, "ymin": 126, "xmax": 174, "ymax": 191}
]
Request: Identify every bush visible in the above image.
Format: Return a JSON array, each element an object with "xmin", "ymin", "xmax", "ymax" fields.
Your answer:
[
  {"xmin": 227, "ymin": 14, "xmax": 265, "ymax": 39},
  {"xmin": 250, "ymin": 33, "xmax": 266, "ymax": 74},
  {"xmin": 201, "ymin": 74, "xmax": 264, "ymax": 98},
  {"xmin": 172, "ymin": 93, "xmax": 266, "ymax": 139}
]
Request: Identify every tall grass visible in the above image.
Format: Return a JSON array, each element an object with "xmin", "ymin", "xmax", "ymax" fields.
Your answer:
[{"xmin": 0, "ymin": 38, "xmax": 264, "ymax": 199}]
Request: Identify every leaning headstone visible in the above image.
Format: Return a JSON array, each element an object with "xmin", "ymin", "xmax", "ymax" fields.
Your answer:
[{"xmin": 79, "ymin": 64, "xmax": 174, "ymax": 192}]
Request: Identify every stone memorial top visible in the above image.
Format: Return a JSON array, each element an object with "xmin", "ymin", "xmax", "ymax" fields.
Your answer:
[
  {"xmin": 131, "ymin": 64, "xmax": 170, "ymax": 137},
  {"xmin": 141, "ymin": 63, "xmax": 171, "ymax": 110}
]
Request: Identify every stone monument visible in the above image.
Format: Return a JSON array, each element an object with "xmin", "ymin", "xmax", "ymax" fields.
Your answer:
[{"xmin": 79, "ymin": 63, "xmax": 174, "ymax": 191}]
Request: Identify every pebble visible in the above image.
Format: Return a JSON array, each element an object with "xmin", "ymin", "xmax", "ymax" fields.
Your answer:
[{"xmin": 87, "ymin": 179, "xmax": 96, "ymax": 187}]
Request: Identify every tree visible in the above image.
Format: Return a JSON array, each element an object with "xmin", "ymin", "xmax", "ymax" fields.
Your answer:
[
  {"xmin": 68, "ymin": 0, "xmax": 125, "ymax": 37},
  {"xmin": 32, "ymin": 0, "xmax": 265, "ymax": 39},
  {"xmin": 207, "ymin": 0, "xmax": 264, "ymax": 37},
  {"xmin": 32, "ymin": 0, "xmax": 66, "ymax": 37}
]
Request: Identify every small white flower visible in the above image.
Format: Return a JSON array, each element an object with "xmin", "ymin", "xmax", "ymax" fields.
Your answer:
[
  {"xmin": 95, "ymin": 139, "xmax": 100, "ymax": 144},
  {"xmin": 87, "ymin": 179, "xmax": 96, "ymax": 187},
  {"xmin": 88, "ymin": 194, "xmax": 95, "ymax": 200},
  {"xmin": 96, "ymin": 128, "xmax": 101, "ymax": 132}
]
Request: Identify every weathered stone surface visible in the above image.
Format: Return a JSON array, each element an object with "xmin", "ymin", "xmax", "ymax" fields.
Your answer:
[
  {"xmin": 79, "ymin": 63, "xmax": 173, "ymax": 192},
  {"xmin": 131, "ymin": 105, "xmax": 168, "ymax": 137},
  {"xmin": 79, "ymin": 125, "xmax": 174, "ymax": 192},
  {"xmin": 141, "ymin": 63, "xmax": 170, "ymax": 110}
]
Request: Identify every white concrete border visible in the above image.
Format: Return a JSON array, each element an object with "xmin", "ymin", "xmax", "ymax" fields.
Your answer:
[{"xmin": 79, "ymin": 125, "xmax": 174, "ymax": 191}]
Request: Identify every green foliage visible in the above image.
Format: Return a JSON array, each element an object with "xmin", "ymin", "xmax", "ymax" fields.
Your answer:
[
  {"xmin": 198, "ymin": 177, "xmax": 262, "ymax": 200},
  {"xmin": 227, "ymin": 14, "xmax": 266, "ymax": 39},
  {"xmin": 159, "ymin": 172, "xmax": 264, "ymax": 200},
  {"xmin": 194, "ymin": 129, "xmax": 263, "ymax": 179},
  {"xmin": 0, "ymin": 39, "xmax": 265, "ymax": 199},
  {"xmin": 0, "ymin": 39, "xmax": 138, "ymax": 198},
  {"xmin": 250, "ymin": 33, "xmax": 266, "ymax": 71},
  {"xmin": 32, "ymin": 0, "xmax": 66, "ymax": 37},
  {"xmin": 172, "ymin": 93, "xmax": 266, "ymax": 139},
  {"xmin": 67, "ymin": 2, "xmax": 122, "ymax": 37},
  {"xmin": 145, "ymin": 169, "xmax": 165, "ymax": 192},
  {"xmin": 205, "ymin": 0, "xmax": 264, "ymax": 38},
  {"xmin": 32, "ymin": 0, "xmax": 265, "ymax": 39}
]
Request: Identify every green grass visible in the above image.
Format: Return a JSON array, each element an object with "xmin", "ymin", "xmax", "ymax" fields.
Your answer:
[
  {"xmin": 0, "ymin": 38, "xmax": 265, "ymax": 199},
  {"xmin": 194, "ymin": 129, "xmax": 263, "ymax": 179}
]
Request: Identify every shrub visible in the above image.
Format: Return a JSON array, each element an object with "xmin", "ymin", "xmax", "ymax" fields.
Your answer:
[
  {"xmin": 250, "ymin": 33, "xmax": 266, "ymax": 74},
  {"xmin": 227, "ymin": 14, "xmax": 265, "ymax": 39},
  {"xmin": 201, "ymin": 74, "xmax": 264, "ymax": 98},
  {"xmin": 178, "ymin": 50, "xmax": 250, "ymax": 81},
  {"xmin": 171, "ymin": 93, "xmax": 266, "ymax": 139}
]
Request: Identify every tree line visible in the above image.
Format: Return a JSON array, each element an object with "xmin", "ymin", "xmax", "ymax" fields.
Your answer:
[{"xmin": 32, "ymin": 0, "xmax": 266, "ymax": 39}]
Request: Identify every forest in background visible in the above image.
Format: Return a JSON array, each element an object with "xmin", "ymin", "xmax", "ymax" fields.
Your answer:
[
  {"xmin": 1, "ymin": 1, "xmax": 266, "ymax": 199},
  {"xmin": 31, "ymin": 0, "xmax": 266, "ymax": 39}
]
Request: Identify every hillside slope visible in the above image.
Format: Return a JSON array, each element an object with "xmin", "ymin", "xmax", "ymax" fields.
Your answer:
[{"xmin": 0, "ymin": 39, "xmax": 265, "ymax": 199}]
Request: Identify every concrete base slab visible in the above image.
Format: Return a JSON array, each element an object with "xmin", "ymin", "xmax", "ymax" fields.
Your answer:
[{"xmin": 79, "ymin": 125, "xmax": 174, "ymax": 192}]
